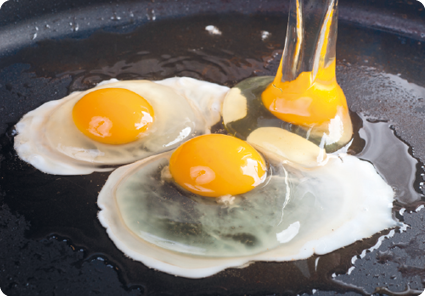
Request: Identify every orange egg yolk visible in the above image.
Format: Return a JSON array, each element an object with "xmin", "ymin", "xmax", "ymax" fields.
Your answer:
[
  {"xmin": 262, "ymin": 3, "xmax": 348, "ymax": 127},
  {"xmin": 262, "ymin": 60, "xmax": 348, "ymax": 126},
  {"xmin": 72, "ymin": 88, "xmax": 155, "ymax": 145},
  {"xmin": 169, "ymin": 134, "xmax": 267, "ymax": 198}
]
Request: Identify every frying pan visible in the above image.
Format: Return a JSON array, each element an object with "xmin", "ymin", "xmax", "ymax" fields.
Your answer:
[{"xmin": 1, "ymin": 0, "xmax": 425, "ymax": 295}]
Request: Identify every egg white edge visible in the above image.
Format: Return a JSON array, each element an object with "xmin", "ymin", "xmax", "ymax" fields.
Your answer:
[
  {"xmin": 14, "ymin": 94, "xmax": 112, "ymax": 175},
  {"xmin": 97, "ymin": 152, "xmax": 398, "ymax": 279},
  {"xmin": 13, "ymin": 78, "xmax": 398, "ymax": 277},
  {"xmin": 13, "ymin": 78, "xmax": 230, "ymax": 175}
]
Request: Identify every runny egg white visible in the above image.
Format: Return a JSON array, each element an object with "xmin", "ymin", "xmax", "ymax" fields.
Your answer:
[
  {"xmin": 14, "ymin": 74, "xmax": 397, "ymax": 280},
  {"xmin": 97, "ymin": 132, "xmax": 397, "ymax": 279},
  {"xmin": 14, "ymin": 77, "xmax": 229, "ymax": 175}
]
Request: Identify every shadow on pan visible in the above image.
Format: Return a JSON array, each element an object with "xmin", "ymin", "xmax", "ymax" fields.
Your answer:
[{"xmin": 1, "ymin": 0, "xmax": 425, "ymax": 295}]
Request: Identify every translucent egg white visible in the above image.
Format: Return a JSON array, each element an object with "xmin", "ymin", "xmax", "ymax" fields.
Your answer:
[{"xmin": 14, "ymin": 78, "xmax": 228, "ymax": 175}]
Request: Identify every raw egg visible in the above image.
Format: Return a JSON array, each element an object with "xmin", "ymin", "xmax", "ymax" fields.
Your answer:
[
  {"xmin": 222, "ymin": 0, "xmax": 353, "ymax": 154},
  {"xmin": 14, "ymin": 78, "xmax": 229, "ymax": 175},
  {"xmin": 10, "ymin": 0, "xmax": 402, "ymax": 284},
  {"xmin": 169, "ymin": 134, "xmax": 267, "ymax": 197},
  {"xmin": 72, "ymin": 88, "xmax": 155, "ymax": 145},
  {"xmin": 97, "ymin": 134, "xmax": 396, "ymax": 278}
]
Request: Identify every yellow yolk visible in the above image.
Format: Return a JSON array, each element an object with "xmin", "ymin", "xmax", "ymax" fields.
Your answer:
[
  {"xmin": 72, "ymin": 88, "xmax": 154, "ymax": 145},
  {"xmin": 262, "ymin": 4, "xmax": 348, "ymax": 127},
  {"xmin": 262, "ymin": 60, "xmax": 348, "ymax": 126},
  {"xmin": 169, "ymin": 134, "xmax": 267, "ymax": 198}
]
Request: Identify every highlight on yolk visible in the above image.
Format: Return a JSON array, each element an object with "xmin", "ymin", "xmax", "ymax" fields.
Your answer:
[
  {"xmin": 169, "ymin": 134, "xmax": 267, "ymax": 198},
  {"xmin": 262, "ymin": 2, "xmax": 349, "ymax": 128},
  {"xmin": 72, "ymin": 88, "xmax": 155, "ymax": 145},
  {"xmin": 261, "ymin": 60, "xmax": 348, "ymax": 126}
]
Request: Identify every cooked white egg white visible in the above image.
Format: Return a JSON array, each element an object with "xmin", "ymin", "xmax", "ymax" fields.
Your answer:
[
  {"xmin": 14, "ymin": 77, "xmax": 229, "ymax": 175},
  {"xmin": 97, "ymin": 138, "xmax": 397, "ymax": 278},
  {"xmin": 14, "ymin": 75, "xmax": 397, "ymax": 279}
]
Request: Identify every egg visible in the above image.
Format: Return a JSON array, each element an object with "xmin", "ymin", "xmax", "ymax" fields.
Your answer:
[
  {"xmin": 169, "ymin": 134, "xmax": 267, "ymax": 197},
  {"xmin": 9, "ymin": 0, "xmax": 403, "ymax": 285},
  {"xmin": 261, "ymin": 59, "xmax": 353, "ymax": 147},
  {"xmin": 223, "ymin": 0, "xmax": 352, "ymax": 154},
  {"xmin": 14, "ymin": 77, "xmax": 229, "ymax": 175},
  {"xmin": 97, "ymin": 134, "xmax": 397, "ymax": 278}
]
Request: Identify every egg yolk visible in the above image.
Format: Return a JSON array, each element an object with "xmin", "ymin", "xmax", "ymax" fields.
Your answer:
[
  {"xmin": 262, "ymin": 4, "xmax": 348, "ymax": 127},
  {"xmin": 169, "ymin": 134, "xmax": 267, "ymax": 198},
  {"xmin": 72, "ymin": 88, "xmax": 155, "ymax": 145},
  {"xmin": 261, "ymin": 60, "xmax": 348, "ymax": 126}
]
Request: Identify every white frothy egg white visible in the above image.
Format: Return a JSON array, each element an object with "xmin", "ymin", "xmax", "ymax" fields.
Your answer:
[
  {"xmin": 14, "ymin": 77, "xmax": 229, "ymax": 175},
  {"xmin": 97, "ymin": 134, "xmax": 397, "ymax": 278}
]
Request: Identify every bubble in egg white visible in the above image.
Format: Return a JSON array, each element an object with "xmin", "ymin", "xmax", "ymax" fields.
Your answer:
[
  {"xmin": 97, "ymin": 144, "xmax": 397, "ymax": 278},
  {"xmin": 14, "ymin": 77, "xmax": 229, "ymax": 175}
]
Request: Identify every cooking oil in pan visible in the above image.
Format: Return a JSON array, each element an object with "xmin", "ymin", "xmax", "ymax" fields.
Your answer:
[{"xmin": 0, "ymin": 6, "xmax": 425, "ymax": 296}]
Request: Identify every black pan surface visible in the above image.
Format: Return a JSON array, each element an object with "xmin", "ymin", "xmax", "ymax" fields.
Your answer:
[{"xmin": 1, "ymin": 0, "xmax": 425, "ymax": 295}]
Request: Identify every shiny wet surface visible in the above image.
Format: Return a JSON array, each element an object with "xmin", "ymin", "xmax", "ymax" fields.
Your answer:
[{"xmin": 0, "ymin": 12, "xmax": 425, "ymax": 296}]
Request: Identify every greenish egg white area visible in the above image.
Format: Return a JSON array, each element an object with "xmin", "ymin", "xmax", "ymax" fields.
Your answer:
[
  {"xmin": 98, "ymin": 146, "xmax": 397, "ymax": 278},
  {"xmin": 116, "ymin": 152, "xmax": 292, "ymax": 257}
]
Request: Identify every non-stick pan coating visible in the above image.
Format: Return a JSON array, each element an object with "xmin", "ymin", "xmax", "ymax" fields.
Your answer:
[{"xmin": 1, "ymin": 0, "xmax": 425, "ymax": 295}]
